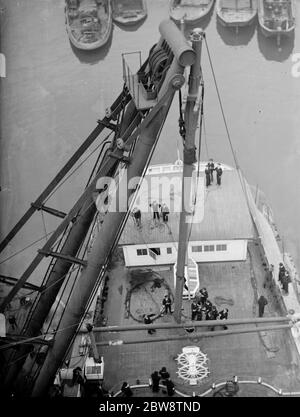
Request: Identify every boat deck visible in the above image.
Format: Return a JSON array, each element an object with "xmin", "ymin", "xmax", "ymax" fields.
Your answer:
[
  {"xmin": 95, "ymin": 241, "xmax": 300, "ymax": 396},
  {"xmin": 260, "ymin": 0, "xmax": 295, "ymax": 31},
  {"xmin": 170, "ymin": 0, "xmax": 214, "ymax": 22}
]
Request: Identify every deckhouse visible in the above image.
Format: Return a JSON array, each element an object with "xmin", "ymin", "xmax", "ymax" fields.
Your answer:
[{"xmin": 118, "ymin": 162, "xmax": 255, "ymax": 267}]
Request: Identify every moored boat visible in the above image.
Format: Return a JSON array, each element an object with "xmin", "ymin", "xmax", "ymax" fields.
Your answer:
[
  {"xmin": 64, "ymin": 0, "xmax": 112, "ymax": 50},
  {"xmin": 112, "ymin": 0, "xmax": 147, "ymax": 26},
  {"xmin": 216, "ymin": 0, "xmax": 258, "ymax": 28},
  {"xmin": 258, "ymin": 0, "xmax": 296, "ymax": 45},
  {"xmin": 169, "ymin": 0, "xmax": 215, "ymax": 24}
]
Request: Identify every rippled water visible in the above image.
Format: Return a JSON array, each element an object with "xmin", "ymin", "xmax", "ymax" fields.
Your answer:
[{"xmin": 0, "ymin": 0, "xmax": 300, "ymax": 278}]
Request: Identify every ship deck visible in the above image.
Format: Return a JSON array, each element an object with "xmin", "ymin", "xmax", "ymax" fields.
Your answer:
[{"xmin": 94, "ymin": 240, "xmax": 300, "ymax": 397}]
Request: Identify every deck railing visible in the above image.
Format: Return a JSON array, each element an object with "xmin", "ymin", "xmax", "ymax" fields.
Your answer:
[{"xmin": 112, "ymin": 376, "xmax": 300, "ymax": 397}]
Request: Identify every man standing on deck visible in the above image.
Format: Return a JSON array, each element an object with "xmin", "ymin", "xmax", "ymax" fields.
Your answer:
[
  {"xmin": 150, "ymin": 201, "xmax": 160, "ymax": 224},
  {"xmin": 219, "ymin": 308, "xmax": 229, "ymax": 329},
  {"xmin": 144, "ymin": 314, "xmax": 156, "ymax": 334},
  {"xmin": 191, "ymin": 300, "xmax": 198, "ymax": 321},
  {"xmin": 258, "ymin": 295, "xmax": 268, "ymax": 317},
  {"xmin": 162, "ymin": 294, "xmax": 172, "ymax": 314},
  {"xmin": 161, "ymin": 203, "xmax": 170, "ymax": 223},
  {"xmin": 132, "ymin": 207, "xmax": 141, "ymax": 228},
  {"xmin": 282, "ymin": 271, "xmax": 291, "ymax": 294},
  {"xmin": 216, "ymin": 163, "xmax": 223, "ymax": 186},
  {"xmin": 205, "ymin": 164, "xmax": 211, "ymax": 187},
  {"xmin": 208, "ymin": 158, "xmax": 215, "ymax": 183},
  {"xmin": 278, "ymin": 262, "xmax": 286, "ymax": 285}
]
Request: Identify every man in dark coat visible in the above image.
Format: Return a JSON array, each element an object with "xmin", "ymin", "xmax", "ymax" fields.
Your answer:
[
  {"xmin": 191, "ymin": 300, "xmax": 198, "ymax": 321},
  {"xmin": 132, "ymin": 207, "xmax": 141, "ymax": 228},
  {"xmin": 209, "ymin": 305, "xmax": 219, "ymax": 331},
  {"xmin": 219, "ymin": 308, "xmax": 229, "ymax": 330},
  {"xmin": 165, "ymin": 379, "xmax": 175, "ymax": 397},
  {"xmin": 121, "ymin": 382, "xmax": 133, "ymax": 397},
  {"xmin": 258, "ymin": 295, "xmax": 268, "ymax": 317},
  {"xmin": 199, "ymin": 287, "xmax": 208, "ymax": 303},
  {"xmin": 282, "ymin": 271, "xmax": 291, "ymax": 294},
  {"xmin": 208, "ymin": 158, "xmax": 215, "ymax": 183},
  {"xmin": 151, "ymin": 371, "xmax": 160, "ymax": 393},
  {"xmin": 278, "ymin": 262, "xmax": 286, "ymax": 285},
  {"xmin": 159, "ymin": 367, "xmax": 170, "ymax": 385},
  {"xmin": 162, "ymin": 295, "xmax": 172, "ymax": 314},
  {"xmin": 205, "ymin": 165, "xmax": 211, "ymax": 187},
  {"xmin": 216, "ymin": 163, "xmax": 223, "ymax": 186},
  {"xmin": 144, "ymin": 313, "xmax": 156, "ymax": 334}
]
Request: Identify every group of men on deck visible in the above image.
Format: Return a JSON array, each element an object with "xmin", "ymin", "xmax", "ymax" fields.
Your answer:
[
  {"xmin": 278, "ymin": 262, "xmax": 291, "ymax": 294},
  {"xmin": 131, "ymin": 201, "xmax": 170, "ymax": 229},
  {"xmin": 191, "ymin": 287, "xmax": 229, "ymax": 330},
  {"xmin": 205, "ymin": 158, "xmax": 223, "ymax": 187}
]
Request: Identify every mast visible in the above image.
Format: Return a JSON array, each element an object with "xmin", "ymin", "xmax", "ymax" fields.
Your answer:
[{"xmin": 174, "ymin": 28, "xmax": 204, "ymax": 323}]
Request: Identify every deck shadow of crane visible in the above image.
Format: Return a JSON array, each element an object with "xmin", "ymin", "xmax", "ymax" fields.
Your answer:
[{"xmin": 216, "ymin": 19, "xmax": 257, "ymax": 46}]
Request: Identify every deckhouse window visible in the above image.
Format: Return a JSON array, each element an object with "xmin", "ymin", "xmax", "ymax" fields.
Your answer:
[
  {"xmin": 204, "ymin": 245, "xmax": 214, "ymax": 252},
  {"xmin": 149, "ymin": 248, "xmax": 161, "ymax": 256},
  {"xmin": 192, "ymin": 246, "xmax": 202, "ymax": 252},
  {"xmin": 216, "ymin": 244, "xmax": 227, "ymax": 251},
  {"xmin": 167, "ymin": 247, "xmax": 172, "ymax": 254},
  {"xmin": 137, "ymin": 249, "xmax": 147, "ymax": 256}
]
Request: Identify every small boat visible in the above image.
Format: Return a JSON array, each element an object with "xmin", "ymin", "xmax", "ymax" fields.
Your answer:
[
  {"xmin": 169, "ymin": 0, "xmax": 215, "ymax": 25},
  {"xmin": 112, "ymin": 0, "xmax": 147, "ymax": 26},
  {"xmin": 216, "ymin": 0, "xmax": 258, "ymax": 29},
  {"xmin": 64, "ymin": 0, "xmax": 112, "ymax": 50},
  {"xmin": 258, "ymin": 0, "xmax": 296, "ymax": 45}
]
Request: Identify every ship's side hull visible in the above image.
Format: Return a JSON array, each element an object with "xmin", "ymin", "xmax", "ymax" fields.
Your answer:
[
  {"xmin": 112, "ymin": 0, "xmax": 147, "ymax": 26},
  {"xmin": 216, "ymin": 0, "xmax": 257, "ymax": 27},
  {"xmin": 64, "ymin": 0, "xmax": 112, "ymax": 51},
  {"xmin": 169, "ymin": 0, "xmax": 215, "ymax": 24}
]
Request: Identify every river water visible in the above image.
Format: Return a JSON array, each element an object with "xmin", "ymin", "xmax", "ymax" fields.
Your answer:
[{"xmin": 0, "ymin": 0, "xmax": 300, "ymax": 280}]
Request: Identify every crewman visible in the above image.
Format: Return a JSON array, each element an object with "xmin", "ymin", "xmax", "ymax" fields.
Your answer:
[
  {"xmin": 219, "ymin": 308, "xmax": 229, "ymax": 329},
  {"xmin": 151, "ymin": 371, "xmax": 161, "ymax": 393},
  {"xmin": 199, "ymin": 287, "xmax": 208, "ymax": 303},
  {"xmin": 282, "ymin": 271, "xmax": 291, "ymax": 294},
  {"xmin": 121, "ymin": 382, "xmax": 133, "ymax": 397},
  {"xmin": 161, "ymin": 203, "xmax": 170, "ymax": 223},
  {"xmin": 159, "ymin": 367, "xmax": 170, "ymax": 384},
  {"xmin": 149, "ymin": 201, "xmax": 160, "ymax": 224},
  {"xmin": 258, "ymin": 295, "xmax": 268, "ymax": 317},
  {"xmin": 209, "ymin": 305, "xmax": 219, "ymax": 331},
  {"xmin": 162, "ymin": 294, "xmax": 172, "ymax": 314},
  {"xmin": 132, "ymin": 207, "xmax": 141, "ymax": 228},
  {"xmin": 278, "ymin": 262, "xmax": 286, "ymax": 285},
  {"xmin": 216, "ymin": 163, "xmax": 223, "ymax": 186},
  {"xmin": 191, "ymin": 300, "xmax": 198, "ymax": 321},
  {"xmin": 143, "ymin": 313, "xmax": 156, "ymax": 334},
  {"xmin": 165, "ymin": 378, "xmax": 175, "ymax": 396},
  {"xmin": 205, "ymin": 164, "xmax": 211, "ymax": 187},
  {"xmin": 208, "ymin": 158, "xmax": 215, "ymax": 183}
]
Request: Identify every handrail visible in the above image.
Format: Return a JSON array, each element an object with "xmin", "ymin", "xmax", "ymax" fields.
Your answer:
[{"xmin": 112, "ymin": 377, "xmax": 300, "ymax": 397}]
